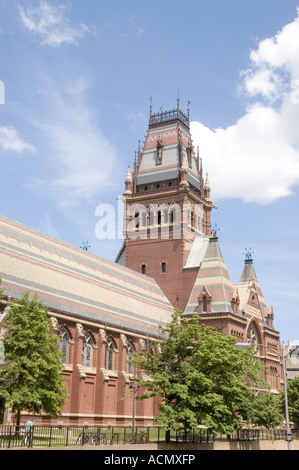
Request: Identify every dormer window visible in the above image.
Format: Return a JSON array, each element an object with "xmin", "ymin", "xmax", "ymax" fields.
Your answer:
[
  {"xmin": 198, "ymin": 287, "xmax": 212, "ymax": 313},
  {"xmin": 156, "ymin": 139, "xmax": 163, "ymax": 165}
]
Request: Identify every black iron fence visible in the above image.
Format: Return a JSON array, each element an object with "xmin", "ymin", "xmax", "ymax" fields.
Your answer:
[{"xmin": 0, "ymin": 424, "xmax": 297, "ymax": 448}]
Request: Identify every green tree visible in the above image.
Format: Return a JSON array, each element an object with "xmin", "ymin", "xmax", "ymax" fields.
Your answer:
[
  {"xmin": 247, "ymin": 392, "xmax": 284, "ymax": 429},
  {"xmin": 0, "ymin": 293, "xmax": 68, "ymax": 425},
  {"xmin": 133, "ymin": 312, "xmax": 264, "ymax": 437},
  {"xmin": 280, "ymin": 376, "xmax": 299, "ymax": 425}
]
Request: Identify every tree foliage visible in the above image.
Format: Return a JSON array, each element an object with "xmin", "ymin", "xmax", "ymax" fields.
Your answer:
[
  {"xmin": 246, "ymin": 392, "xmax": 284, "ymax": 429},
  {"xmin": 280, "ymin": 376, "xmax": 299, "ymax": 425},
  {"xmin": 0, "ymin": 293, "xmax": 68, "ymax": 424},
  {"xmin": 133, "ymin": 312, "xmax": 265, "ymax": 435}
]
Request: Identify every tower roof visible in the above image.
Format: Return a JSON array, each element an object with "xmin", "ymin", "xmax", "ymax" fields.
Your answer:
[
  {"xmin": 134, "ymin": 103, "xmax": 204, "ymax": 194},
  {"xmin": 235, "ymin": 257, "xmax": 268, "ymax": 313},
  {"xmin": 239, "ymin": 258, "xmax": 258, "ymax": 283},
  {"xmin": 184, "ymin": 234, "xmax": 235, "ymax": 315}
]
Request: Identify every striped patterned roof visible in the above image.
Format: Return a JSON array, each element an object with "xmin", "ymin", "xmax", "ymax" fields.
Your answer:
[
  {"xmin": 184, "ymin": 235, "xmax": 235, "ymax": 315},
  {"xmin": 137, "ymin": 113, "xmax": 201, "ymax": 190},
  {"xmin": 235, "ymin": 259, "xmax": 268, "ymax": 320},
  {"xmin": 0, "ymin": 215, "xmax": 173, "ymax": 337}
]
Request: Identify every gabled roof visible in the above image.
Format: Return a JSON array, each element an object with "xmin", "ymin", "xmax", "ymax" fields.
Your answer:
[
  {"xmin": 0, "ymin": 215, "xmax": 173, "ymax": 337},
  {"xmin": 184, "ymin": 234, "xmax": 235, "ymax": 315}
]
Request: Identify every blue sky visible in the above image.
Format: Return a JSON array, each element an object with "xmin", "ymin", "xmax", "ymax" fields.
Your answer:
[{"xmin": 1, "ymin": 0, "xmax": 299, "ymax": 344}]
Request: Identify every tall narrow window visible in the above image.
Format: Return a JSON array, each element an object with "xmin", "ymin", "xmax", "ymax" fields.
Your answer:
[
  {"xmin": 134, "ymin": 211, "xmax": 139, "ymax": 229},
  {"xmin": 157, "ymin": 210, "xmax": 161, "ymax": 225},
  {"xmin": 156, "ymin": 140, "xmax": 163, "ymax": 165},
  {"xmin": 163, "ymin": 208, "xmax": 169, "ymax": 224},
  {"xmin": 142, "ymin": 211, "xmax": 147, "ymax": 227},
  {"xmin": 202, "ymin": 296, "xmax": 208, "ymax": 312},
  {"xmin": 162, "ymin": 262, "xmax": 166, "ymax": 273},
  {"xmin": 82, "ymin": 333, "xmax": 93, "ymax": 368},
  {"xmin": 58, "ymin": 327, "xmax": 70, "ymax": 364},
  {"xmin": 141, "ymin": 264, "xmax": 146, "ymax": 275},
  {"xmin": 126, "ymin": 342, "xmax": 135, "ymax": 375},
  {"xmin": 105, "ymin": 337, "xmax": 115, "ymax": 370}
]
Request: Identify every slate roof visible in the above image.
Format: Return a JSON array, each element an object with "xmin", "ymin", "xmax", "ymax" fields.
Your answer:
[
  {"xmin": 184, "ymin": 235, "xmax": 236, "ymax": 315},
  {"xmin": 0, "ymin": 214, "xmax": 173, "ymax": 337},
  {"xmin": 137, "ymin": 109, "xmax": 201, "ymax": 190}
]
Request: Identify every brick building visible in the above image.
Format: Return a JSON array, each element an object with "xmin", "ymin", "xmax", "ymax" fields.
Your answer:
[
  {"xmin": 0, "ymin": 102, "xmax": 282, "ymax": 425},
  {"xmin": 117, "ymin": 102, "xmax": 282, "ymax": 392}
]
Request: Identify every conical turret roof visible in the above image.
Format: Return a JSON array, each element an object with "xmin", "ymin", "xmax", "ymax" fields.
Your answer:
[
  {"xmin": 184, "ymin": 233, "xmax": 235, "ymax": 315},
  {"xmin": 235, "ymin": 256, "xmax": 267, "ymax": 313}
]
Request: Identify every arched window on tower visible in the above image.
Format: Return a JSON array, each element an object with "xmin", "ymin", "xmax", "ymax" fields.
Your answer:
[
  {"xmin": 141, "ymin": 211, "xmax": 147, "ymax": 227},
  {"xmin": 134, "ymin": 211, "xmax": 139, "ymax": 230},
  {"xmin": 163, "ymin": 207, "xmax": 169, "ymax": 224},
  {"xmin": 157, "ymin": 210, "xmax": 162, "ymax": 225},
  {"xmin": 156, "ymin": 140, "xmax": 163, "ymax": 165}
]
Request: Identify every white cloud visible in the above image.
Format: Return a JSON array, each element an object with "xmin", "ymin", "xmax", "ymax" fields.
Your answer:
[
  {"xmin": 191, "ymin": 9, "xmax": 299, "ymax": 204},
  {"xmin": 18, "ymin": 1, "xmax": 91, "ymax": 47},
  {"xmin": 0, "ymin": 126, "xmax": 35, "ymax": 153}
]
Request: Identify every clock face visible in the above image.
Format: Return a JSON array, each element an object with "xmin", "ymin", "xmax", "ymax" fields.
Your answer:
[{"xmin": 247, "ymin": 324, "xmax": 259, "ymax": 354}]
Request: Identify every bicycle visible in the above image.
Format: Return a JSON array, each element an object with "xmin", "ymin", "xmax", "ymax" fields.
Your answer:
[
  {"xmin": 127, "ymin": 431, "xmax": 147, "ymax": 444},
  {"xmin": 76, "ymin": 431, "xmax": 95, "ymax": 445},
  {"xmin": 21, "ymin": 431, "xmax": 33, "ymax": 447}
]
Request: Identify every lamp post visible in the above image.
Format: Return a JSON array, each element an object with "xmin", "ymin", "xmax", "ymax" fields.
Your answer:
[
  {"xmin": 236, "ymin": 341, "xmax": 292, "ymax": 450},
  {"xmin": 129, "ymin": 367, "xmax": 137, "ymax": 443}
]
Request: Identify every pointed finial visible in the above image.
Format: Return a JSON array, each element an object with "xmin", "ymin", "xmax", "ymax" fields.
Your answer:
[
  {"xmin": 187, "ymin": 100, "xmax": 191, "ymax": 118},
  {"xmin": 204, "ymin": 173, "xmax": 211, "ymax": 190},
  {"xmin": 80, "ymin": 241, "xmax": 90, "ymax": 251},
  {"xmin": 125, "ymin": 165, "xmax": 132, "ymax": 184},
  {"xmin": 211, "ymin": 223, "xmax": 220, "ymax": 237},
  {"xmin": 149, "ymin": 96, "xmax": 153, "ymax": 116},
  {"xmin": 177, "ymin": 89, "xmax": 180, "ymax": 110},
  {"xmin": 243, "ymin": 247, "xmax": 254, "ymax": 261}
]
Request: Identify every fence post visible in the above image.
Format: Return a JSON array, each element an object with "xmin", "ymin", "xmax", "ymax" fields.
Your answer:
[
  {"xmin": 8, "ymin": 425, "xmax": 12, "ymax": 449},
  {"xmin": 49, "ymin": 426, "xmax": 52, "ymax": 447},
  {"xmin": 65, "ymin": 426, "xmax": 69, "ymax": 447}
]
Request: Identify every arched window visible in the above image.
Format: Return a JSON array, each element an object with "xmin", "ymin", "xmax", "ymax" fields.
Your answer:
[
  {"xmin": 157, "ymin": 210, "xmax": 161, "ymax": 225},
  {"xmin": 126, "ymin": 342, "xmax": 135, "ymax": 374},
  {"xmin": 57, "ymin": 327, "xmax": 70, "ymax": 364},
  {"xmin": 82, "ymin": 333, "xmax": 93, "ymax": 368},
  {"xmin": 246, "ymin": 323, "xmax": 260, "ymax": 354},
  {"xmin": 141, "ymin": 211, "xmax": 147, "ymax": 227},
  {"xmin": 134, "ymin": 211, "xmax": 139, "ymax": 229},
  {"xmin": 202, "ymin": 296, "xmax": 208, "ymax": 312},
  {"xmin": 105, "ymin": 337, "xmax": 115, "ymax": 370},
  {"xmin": 163, "ymin": 207, "xmax": 169, "ymax": 224}
]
